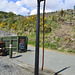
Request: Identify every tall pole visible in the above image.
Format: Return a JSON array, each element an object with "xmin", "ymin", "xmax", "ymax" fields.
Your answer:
[
  {"xmin": 34, "ymin": 0, "xmax": 40, "ymax": 75},
  {"xmin": 35, "ymin": 0, "xmax": 44, "ymax": 75},
  {"xmin": 42, "ymin": 0, "xmax": 46, "ymax": 70}
]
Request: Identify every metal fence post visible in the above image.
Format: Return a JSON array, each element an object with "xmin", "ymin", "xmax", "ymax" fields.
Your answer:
[
  {"xmin": 17, "ymin": 37, "xmax": 19, "ymax": 52},
  {"xmin": 9, "ymin": 40, "xmax": 12, "ymax": 58}
]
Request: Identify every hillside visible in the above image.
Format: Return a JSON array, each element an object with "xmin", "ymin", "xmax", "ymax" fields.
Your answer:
[{"xmin": 0, "ymin": 9, "xmax": 75, "ymax": 53}]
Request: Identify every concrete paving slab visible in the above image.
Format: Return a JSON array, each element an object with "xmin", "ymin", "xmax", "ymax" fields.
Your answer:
[{"xmin": 11, "ymin": 45, "xmax": 75, "ymax": 75}]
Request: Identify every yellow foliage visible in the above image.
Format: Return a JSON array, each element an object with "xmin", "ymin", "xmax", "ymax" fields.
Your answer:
[
  {"xmin": 27, "ymin": 24, "xmax": 28, "ymax": 26},
  {"xmin": 44, "ymin": 17, "xmax": 47, "ymax": 20},
  {"xmin": 15, "ymin": 22, "xmax": 17, "ymax": 25},
  {"xmin": 11, "ymin": 24, "xmax": 16, "ymax": 30},
  {"xmin": 44, "ymin": 24, "xmax": 46, "ymax": 27},
  {"xmin": 0, "ymin": 22, "xmax": 5, "ymax": 28}
]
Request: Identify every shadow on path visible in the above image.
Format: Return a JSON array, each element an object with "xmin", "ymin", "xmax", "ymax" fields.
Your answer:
[
  {"xmin": 54, "ymin": 66, "xmax": 70, "ymax": 75},
  {"xmin": 27, "ymin": 49, "xmax": 34, "ymax": 52},
  {"xmin": 12, "ymin": 55, "xmax": 22, "ymax": 58}
]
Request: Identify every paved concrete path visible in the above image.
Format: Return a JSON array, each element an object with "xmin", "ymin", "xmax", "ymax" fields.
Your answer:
[
  {"xmin": 0, "ymin": 56, "xmax": 56, "ymax": 75},
  {"xmin": 12, "ymin": 45, "xmax": 75, "ymax": 75},
  {"xmin": 0, "ymin": 56, "xmax": 33, "ymax": 75}
]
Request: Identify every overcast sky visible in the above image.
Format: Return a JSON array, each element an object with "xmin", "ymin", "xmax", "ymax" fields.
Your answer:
[{"xmin": 0, "ymin": 0, "xmax": 75, "ymax": 16}]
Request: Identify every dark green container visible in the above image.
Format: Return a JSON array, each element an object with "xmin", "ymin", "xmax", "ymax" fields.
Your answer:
[{"xmin": 0, "ymin": 36, "xmax": 28, "ymax": 53}]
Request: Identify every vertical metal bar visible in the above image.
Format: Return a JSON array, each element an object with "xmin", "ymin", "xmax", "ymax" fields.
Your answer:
[
  {"xmin": 42, "ymin": 0, "xmax": 46, "ymax": 70},
  {"xmin": 9, "ymin": 40, "xmax": 12, "ymax": 58},
  {"xmin": 34, "ymin": 0, "xmax": 40, "ymax": 75},
  {"xmin": 17, "ymin": 36, "xmax": 19, "ymax": 52}
]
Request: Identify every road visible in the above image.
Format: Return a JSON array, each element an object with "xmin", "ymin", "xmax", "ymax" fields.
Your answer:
[{"xmin": 13, "ymin": 45, "xmax": 75, "ymax": 75}]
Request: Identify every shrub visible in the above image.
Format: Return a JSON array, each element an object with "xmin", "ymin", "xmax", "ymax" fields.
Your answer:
[{"xmin": 60, "ymin": 9, "xmax": 64, "ymax": 16}]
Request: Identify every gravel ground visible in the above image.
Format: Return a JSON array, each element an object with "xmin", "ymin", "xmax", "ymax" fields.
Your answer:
[
  {"xmin": 12, "ymin": 45, "xmax": 75, "ymax": 75},
  {"xmin": 0, "ymin": 56, "xmax": 57, "ymax": 75},
  {"xmin": 0, "ymin": 56, "xmax": 33, "ymax": 75},
  {"xmin": 0, "ymin": 45, "xmax": 75, "ymax": 75}
]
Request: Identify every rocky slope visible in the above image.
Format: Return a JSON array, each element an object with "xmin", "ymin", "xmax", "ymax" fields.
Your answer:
[{"xmin": 0, "ymin": 9, "xmax": 75, "ymax": 53}]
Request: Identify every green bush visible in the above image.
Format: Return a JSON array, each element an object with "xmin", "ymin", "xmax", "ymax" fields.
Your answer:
[
  {"xmin": 67, "ymin": 49, "xmax": 72, "ymax": 52},
  {"xmin": 60, "ymin": 9, "xmax": 64, "ymax": 16},
  {"xmin": 44, "ymin": 42, "xmax": 57, "ymax": 50}
]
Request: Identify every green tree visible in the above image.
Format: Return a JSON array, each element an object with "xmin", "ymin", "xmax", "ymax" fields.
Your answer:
[
  {"xmin": 7, "ymin": 12, "xmax": 15, "ymax": 18},
  {"xmin": 60, "ymin": 9, "xmax": 64, "ymax": 16},
  {"xmin": 0, "ymin": 14, "xmax": 4, "ymax": 18}
]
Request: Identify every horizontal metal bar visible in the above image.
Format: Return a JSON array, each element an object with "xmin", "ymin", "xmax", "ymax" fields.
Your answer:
[
  {"xmin": 6, "ymin": 47, "xmax": 17, "ymax": 48},
  {"xmin": 4, "ymin": 39, "xmax": 17, "ymax": 40},
  {"xmin": 40, "ymin": 0, "xmax": 44, "ymax": 1},
  {"xmin": 38, "ymin": 0, "xmax": 44, "ymax": 2}
]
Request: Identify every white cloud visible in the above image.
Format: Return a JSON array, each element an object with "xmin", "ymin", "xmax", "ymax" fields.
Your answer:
[
  {"xmin": 21, "ymin": 0, "xmax": 37, "ymax": 9},
  {"xmin": 0, "ymin": 0, "xmax": 75, "ymax": 15},
  {"xmin": 20, "ymin": 0, "xmax": 75, "ymax": 15},
  {"xmin": 18, "ymin": 7, "xmax": 29, "ymax": 15},
  {"xmin": 0, "ymin": 0, "xmax": 30, "ymax": 15},
  {"xmin": 30, "ymin": 8, "xmax": 52, "ymax": 15},
  {"xmin": 30, "ymin": 9, "xmax": 37, "ymax": 15},
  {"xmin": 65, "ymin": 0, "xmax": 75, "ymax": 9},
  {"xmin": 5, "ymin": 1, "xmax": 18, "ymax": 13},
  {"xmin": 16, "ymin": 1, "xmax": 22, "ymax": 6},
  {"xmin": 0, "ymin": 0, "xmax": 8, "ymax": 10}
]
